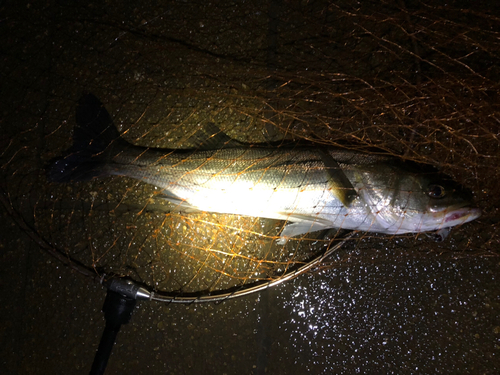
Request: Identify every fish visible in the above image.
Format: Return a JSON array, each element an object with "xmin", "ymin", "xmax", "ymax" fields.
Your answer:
[{"xmin": 48, "ymin": 94, "xmax": 481, "ymax": 243}]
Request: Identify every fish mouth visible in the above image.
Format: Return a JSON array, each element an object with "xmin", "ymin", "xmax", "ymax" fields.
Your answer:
[{"xmin": 443, "ymin": 205, "xmax": 481, "ymax": 225}]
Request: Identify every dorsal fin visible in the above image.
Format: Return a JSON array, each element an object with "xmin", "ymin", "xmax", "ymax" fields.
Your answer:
[{"xmin": 187, "ymin": 123, "xmax": 243, "ymax": 150}]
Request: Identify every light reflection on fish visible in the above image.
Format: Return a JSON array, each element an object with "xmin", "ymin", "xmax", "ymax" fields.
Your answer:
[{"xmin": 48, "ymin": 94, "xmax": 481, "ymax": 243}]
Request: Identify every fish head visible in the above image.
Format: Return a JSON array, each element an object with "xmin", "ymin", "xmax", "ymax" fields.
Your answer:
[
  {"xmin": 357, "ymin": 163, "xmax": 481, "ymax": 234},
  {"xmin": 408, "ymin": 173, "xmax": 481, "ymax": 232}
]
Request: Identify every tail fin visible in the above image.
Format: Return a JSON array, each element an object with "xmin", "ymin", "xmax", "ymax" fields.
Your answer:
[{"xmin": 48, "ymin": 94, "xmax": 121, "ymax": 182}]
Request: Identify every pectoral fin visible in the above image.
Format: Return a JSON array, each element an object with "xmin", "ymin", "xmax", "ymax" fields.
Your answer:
[{"xmin": 318, "ymin": 149, "xmax": 357, "ymax": 207}]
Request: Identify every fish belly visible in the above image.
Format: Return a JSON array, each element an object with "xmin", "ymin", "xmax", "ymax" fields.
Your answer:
[{"xmin": 110, "ymin": 147, "xmax": 376, "ymax": 238}]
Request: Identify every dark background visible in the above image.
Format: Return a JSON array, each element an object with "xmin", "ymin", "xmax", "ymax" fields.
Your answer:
[{"xmin": 1, "ymin": 1, "xmax": 499, "ymax": 374}]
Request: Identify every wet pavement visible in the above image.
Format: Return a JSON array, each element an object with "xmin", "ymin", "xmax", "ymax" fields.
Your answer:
[{"xmin": 1, "ymin": 1, "xmax": 499, "ymax": 374}]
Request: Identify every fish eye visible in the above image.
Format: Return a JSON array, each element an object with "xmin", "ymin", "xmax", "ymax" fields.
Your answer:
[{"xmin": 428, "ymin": 184, "xmax": 446, "ymax": 199}]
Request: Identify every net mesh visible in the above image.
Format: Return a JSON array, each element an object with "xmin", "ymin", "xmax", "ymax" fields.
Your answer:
[{"xmin": 1, "ymin": 1, "xmax": 498, "ymax": 298}]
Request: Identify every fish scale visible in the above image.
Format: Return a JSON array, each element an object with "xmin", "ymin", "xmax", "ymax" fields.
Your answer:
[{"xmin": 48, "ymin": 94, "xmax": 481, "ymax": 243}]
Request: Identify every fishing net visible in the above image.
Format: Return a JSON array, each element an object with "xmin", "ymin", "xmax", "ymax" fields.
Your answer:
[{"xmin": 1, "ymin": 1, "xmax": 498, "ymax": 302}]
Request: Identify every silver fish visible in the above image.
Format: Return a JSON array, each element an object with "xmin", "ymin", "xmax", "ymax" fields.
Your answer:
[{"xmin": 48, "ymin": 94, "xmax": 481, "ymax": 243}]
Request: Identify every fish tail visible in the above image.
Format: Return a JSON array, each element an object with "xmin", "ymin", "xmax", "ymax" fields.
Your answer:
[{"xmin": 48, "ymin": 94, "xmax": 121, "ymax": 182}]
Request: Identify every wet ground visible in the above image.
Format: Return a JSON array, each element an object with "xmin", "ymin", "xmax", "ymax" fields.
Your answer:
[
  {"xmin": 1, "ymin": 1, "xmax": 499, "ymax": 374},
  {"xmin": 2, "ymin": 209, "xmax": 499, "ymax": 374}
]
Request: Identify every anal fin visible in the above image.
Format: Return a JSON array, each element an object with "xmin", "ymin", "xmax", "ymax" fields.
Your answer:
[{"xmin": 154, "ymin": 193, "xmax": 202, "ymax": 213}]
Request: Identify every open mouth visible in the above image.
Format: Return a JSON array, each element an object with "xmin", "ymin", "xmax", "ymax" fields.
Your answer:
[{"xmin": 444, "ymin": 206, "xmax": 481, "ymax": 224}]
